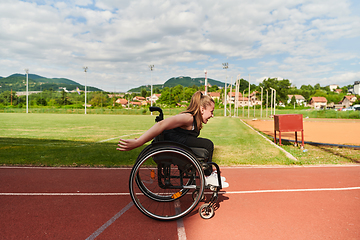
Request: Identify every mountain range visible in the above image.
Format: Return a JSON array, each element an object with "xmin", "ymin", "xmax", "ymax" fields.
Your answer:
[
  {"xmin": 0, "ymin": 73, "xmax": 102, "ymax": 93},
  {"xmin": 0, "ymin": 74, "xmax": 226, "ymax": 93},
  {"xmin": 128, "ymin": 76, "xmax": 225, "ymax": 92}
]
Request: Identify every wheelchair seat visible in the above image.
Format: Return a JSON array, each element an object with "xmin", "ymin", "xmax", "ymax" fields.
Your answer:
[{"xmin": 189, "ymin": 147, "xmax": 209, "ymax": 161}]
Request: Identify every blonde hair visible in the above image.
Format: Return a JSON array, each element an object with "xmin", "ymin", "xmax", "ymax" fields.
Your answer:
[{"xmin": 183, "ymin": 91, "xmax": 214, "ymax": 130}]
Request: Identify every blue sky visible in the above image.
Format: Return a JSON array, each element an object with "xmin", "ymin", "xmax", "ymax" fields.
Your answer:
[{"xmin": 0, "ymin": 0, "xmax": 359, "ymax": 92}]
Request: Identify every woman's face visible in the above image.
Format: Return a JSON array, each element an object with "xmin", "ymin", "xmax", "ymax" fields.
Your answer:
[{"xmin": 201, "ymin": 102, "xmax": 215, "ymax": 124}]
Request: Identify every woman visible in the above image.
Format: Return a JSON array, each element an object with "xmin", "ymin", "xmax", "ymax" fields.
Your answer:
[{"xmin": 117, "ymin": 91, "xmax": 228, "ymax": 188}]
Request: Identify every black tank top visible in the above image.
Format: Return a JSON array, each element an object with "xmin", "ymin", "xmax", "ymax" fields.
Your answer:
[{"xmin": 163, "ymin": 116, "xmax": 199, "ymax": 144}]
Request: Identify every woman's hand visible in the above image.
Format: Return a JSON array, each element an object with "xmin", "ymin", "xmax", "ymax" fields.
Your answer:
[{"xmin": 117, "ymin": 138, "xmax": 142, "ymax": 151}]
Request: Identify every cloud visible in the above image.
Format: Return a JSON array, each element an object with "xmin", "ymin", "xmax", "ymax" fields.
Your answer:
[{"xmin": 0, "ymin": 0, "xmax": 359, "ymax": 91}]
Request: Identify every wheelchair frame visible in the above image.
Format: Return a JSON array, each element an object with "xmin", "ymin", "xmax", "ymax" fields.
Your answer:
[{"xmin": 128, "ymin": 107, "xmax": 223, "ymax": 220}]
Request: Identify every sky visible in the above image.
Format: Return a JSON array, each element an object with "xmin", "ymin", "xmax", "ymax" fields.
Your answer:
[{"xmin": 1, "ymin": 0, "xmax": 360, "ymax": 92}]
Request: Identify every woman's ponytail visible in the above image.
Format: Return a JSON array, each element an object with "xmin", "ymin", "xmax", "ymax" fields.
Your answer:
[{"xmin": 183, "ymin": 91, "xmax": 214, "ymax": 130}]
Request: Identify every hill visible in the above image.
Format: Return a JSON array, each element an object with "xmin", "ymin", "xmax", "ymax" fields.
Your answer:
[
  {"xmin": 0, "ymin": 73, "xmax": 102, "ymax": 93},
  {"xmin": 128, "ymin": 76, "xmax": 225, "ymax": 92}
]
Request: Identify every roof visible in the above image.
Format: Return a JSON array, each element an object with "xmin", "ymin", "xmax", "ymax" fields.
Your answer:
[
  {"xmin": 344, "ymin": 95, "xmax": 356, "ymax": 100},
  {"xmin": 134, "ymin": 96, "xmax": 145, "ymax": 100},
  {"xmin": 288, "ymin": 95, "xmax": 305, "ymax": 100},
  {"xmin": 239, "ymin": 97, "xmax": 249, "ymax": 101},
  {"xmin": 116, "ymin": 98, "xmax": 128, "ymax": 104},
  {"xmin": 208, "ymin": 92, "xmax": 220, "ymax": 97},
  {"xmin": 310, "ymin": 97, "xmax": 327, "ymax": 103},
  {"xmin": 227, "ymin": 92, "xmax": 243, "ymax": 97},
  {"xmin": 130, "ymin": 101, "xmax": 141, "ymax": 105}
]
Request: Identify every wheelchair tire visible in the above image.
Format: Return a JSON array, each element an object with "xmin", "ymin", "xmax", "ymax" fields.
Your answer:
[
  {"xmin": 199, "ymin": 203, "xmax": 214, "ymax": 219},
  {"xmin": 129, "ymin": 145, "xmax": 205, "ymax": 221}
]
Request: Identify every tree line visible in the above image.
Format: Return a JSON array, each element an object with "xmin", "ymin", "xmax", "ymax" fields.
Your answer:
[{"xmin": 0, "ymin": 78, "xmax": 358, "ymax": 109}]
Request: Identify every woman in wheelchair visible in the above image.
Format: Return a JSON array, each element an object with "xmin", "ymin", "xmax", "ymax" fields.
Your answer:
[
  {"xmin": 117, "ymin": 91, "xmax": 228, "ymax": 188},
  {"xmin": 117, "ymin": 91, "xmax": 228, "ymax": 220}
]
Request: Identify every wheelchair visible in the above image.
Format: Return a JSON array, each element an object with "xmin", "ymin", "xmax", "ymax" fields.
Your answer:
[{"xmin": 129, "ymin": 107, "xmax": 223, "ymax": 220}]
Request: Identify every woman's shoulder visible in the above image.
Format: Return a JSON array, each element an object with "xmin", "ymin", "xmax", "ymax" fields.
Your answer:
[{"xmin": 175, "ymin": 112, "xmax": 193, "ymax": 122}]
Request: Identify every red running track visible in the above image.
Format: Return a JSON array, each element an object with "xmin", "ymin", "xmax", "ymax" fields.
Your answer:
[{"xmin": 1, "ymin": 165, "xmax": 359, "ymax": 240}]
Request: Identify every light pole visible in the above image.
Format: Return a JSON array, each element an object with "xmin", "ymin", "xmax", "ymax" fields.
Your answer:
[
  {"xmin": 266, "ymin": 89, "xmax": 268, "ymax": 118},
  {"xmin": 235, "ymin": 74, "xmax": 241, "ymax": 116},
  {"xmin": 204, "ymin": 69, "xmax": 208, "ymax": 95},
  {"xmin": 260, "ymin": 86, "xmax": 263, "ymax": 118},
  {"xmin": 229, "ymin": 77, "xmax": 232, "ymax": 116},
  {"xmin": 273, "ymin": 88, "xmax": 277, "ymax": 115},
  {"xmin": 270, "ymin": 87, "xmax": 276, "ymax": 116},
  {"xmin": 270, "ymin": 87, "xmax": 273, "ymax": 116},
  {"xmin": 222, "ymin": 63, "xmax": 228, "ymax": 117},
  {"xmin": 248, "ymin": 74, "xmax": 250, "ymax": 118},
  {"xmin": 242, "ymin": 89, "xmax": 245, "ymax": 117},
  {"xmin": 25, "ymin": 69, "xmax": 29, "ymax": 113},
  {"xmin": 149, "ymin": 65, "xmax": 154, "ymax": 115},
  {"xmin": 83, "ymin": 67, "xmax": 88, "ymax": 114}
]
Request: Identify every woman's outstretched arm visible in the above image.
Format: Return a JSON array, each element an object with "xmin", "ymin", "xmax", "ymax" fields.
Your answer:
[{"xmin": 117, "ymin": 113, "xmax": 193, "ymax": 151}]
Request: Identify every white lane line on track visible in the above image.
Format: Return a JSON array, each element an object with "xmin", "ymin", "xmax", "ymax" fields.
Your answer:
[
  {"xmin": 2, "ymin": 187, "xmax": 359, "ymax": 196},
  {"xmin": 85, "ymin": 201, "xmax": 134, "ymax": 240},
  {"xmin": 221, "ymin": 186, "xmax": 360, "ymax": 194},
  {"xmin": 2, "ymin": 165, "xmax": 359, "ymax": 170},
  {"xmin": 0, "ymin": 193, "xmax": 130, "ymax": 196},
  {"xmin": 175, "ymin": 200, "xmax": 187, "ymax": 240}
]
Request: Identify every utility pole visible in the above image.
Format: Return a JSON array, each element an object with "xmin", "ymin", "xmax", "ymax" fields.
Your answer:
[
  {"xmin": 83, "ymin": 67, "xmax": 88, "ymax": 114},
  {"xmin": 235, "ymin": 74, "xmax": 241, "ymax": 117},
  {"xmin": 149, "ymin": 65, "xmax": 154, "ymax": 115},
  {"xmin": 266, "ymin": 89, "xmax": 268, "ymax": 118},
  {"xmin": 260, "ymin": 86, "xmax": 263, "ymax": 118},
  {"xmin": 248, "ymin": 74, "xmax": 250, "ymax": 118},
  {"xmin": 204, "ymin": 69, "xmax": 208, "ymax": 95},
  {"xmin": 229, "ymin": 77, "xmax": 232, "ymax": 116},
  {"xmin": 222, "ymin": 63, "xmax": 228, "ymax": 117},
  {"xmin": 25, "ymin": 69, "xmax": 29, "ymax": 113}
]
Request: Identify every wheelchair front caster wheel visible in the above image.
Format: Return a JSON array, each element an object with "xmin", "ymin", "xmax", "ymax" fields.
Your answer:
[{"xmin": 199, "ymin": 203, "xmax": 214, "ymax": 219}]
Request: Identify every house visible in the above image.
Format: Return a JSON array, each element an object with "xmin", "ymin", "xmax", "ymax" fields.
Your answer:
[
  {"xmin": 141, "ymin": 100, "xmax": 150, "ymax": 106},
  {"xmin": 147, "ymin": 94, "xmax": 161, "ymax": 103},
  {"xmin": 226, "ymin": 92, "xmax": 243, "ymax": 104},
  {"xmin": 329, "ymin": 84, "xmax": 339, "ymax": 92},
  {"xmin": 354, "ymin": 81, "xmax": 360, "ymax": 95},
  {"xmin": 133, "ymin": 96, "xmax": 146, "ymax": 101},
  {"xmin": 309, "ymin": 97, "xmax": 327, "ymax": 109},
  {"xmin": 326, "ymin": 102, "xmax": 343, "ymax": 110},
  {"xmin": 287, "ymin": 95, "xmax": 306, "ymax": 106},
  {"xmin": 116, "ymin": 98, "xmax": 128, "ymax": 107},
  {"xmin": 130, "ymin": 101, "xmax": 141, "ymax": 106},
  {"xmin": 340, "ymin": 95, "xmax": 357, "ymax": 108},
  {"xmin": 238, "ymin": 97, "xmax": 250, "ymax": 106},
  {"xmin": 334, "ymin": 89, "xmax": 342, "ymax": 94},
  {"xmin": 207, "ymin": 92, "xmax": 221, "ymax": 101},
  {"xmin": 249, "ymin": 91, "xmax": 262, "ymax": 106}
]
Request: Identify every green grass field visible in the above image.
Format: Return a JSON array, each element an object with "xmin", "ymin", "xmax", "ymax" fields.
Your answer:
[{"xmin": 0, "ymin": 113, "xmax": 358, "ymax": 167}]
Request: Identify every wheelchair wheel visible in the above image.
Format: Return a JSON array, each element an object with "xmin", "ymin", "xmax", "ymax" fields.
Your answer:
[
  {"xmin": 199, "ymin": 203, "xmax": 214, "ymax": 219},
  {"xmin": 129, "ymin": 146, "xmax": 205, "ymax": 221}
]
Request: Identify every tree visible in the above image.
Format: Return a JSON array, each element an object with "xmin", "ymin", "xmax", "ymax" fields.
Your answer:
[
  {"xmin": 208, "ymin": 85, "xmax": 219, "ymax": 92},
  {"xmin": 36, "ymin": 97, "xmax": 47, "ymax": 106},
  {"xmin": 141, "ymin": 88, "xmax": 147, "ymax": 98},
  {"xmin": 259, "ymin": 78, "xmax": 291, "ymax": 106},
  {"xmin": 89, "ymin": 92, "xmax": 108, "ymax": 107},
  {"xmin": 290, "ymin": 95, "xmax": 296, "ymax": 106}
]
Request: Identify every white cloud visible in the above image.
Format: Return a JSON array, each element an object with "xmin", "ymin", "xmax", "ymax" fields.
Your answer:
[{"xmin": 0, "ymin": 0, "xmax": 359, "ymax": 91}]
